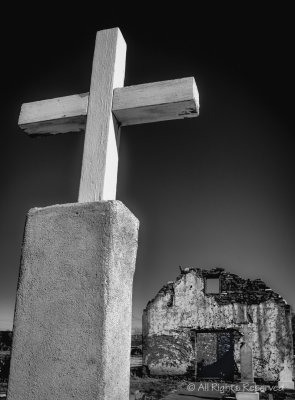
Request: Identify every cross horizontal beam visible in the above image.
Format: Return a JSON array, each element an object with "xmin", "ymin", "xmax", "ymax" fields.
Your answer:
[
  {"xmin": 19, "ymin": 77, "xmax": 199, "ymax": 136},
  {"xmin": 18, "ymin": 27, "xmax": 200, "ymax": 202}
]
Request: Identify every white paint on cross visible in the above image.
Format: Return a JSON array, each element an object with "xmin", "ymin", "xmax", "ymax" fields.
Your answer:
[{"xmin": 18, "ymin": 28, "xmax": 199, "ymax": 202}]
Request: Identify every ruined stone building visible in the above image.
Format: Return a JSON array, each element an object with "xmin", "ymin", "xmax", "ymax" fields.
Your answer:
[{"xmin": 142, "ymin": 268, "xmax": 294, "ymax": 386}]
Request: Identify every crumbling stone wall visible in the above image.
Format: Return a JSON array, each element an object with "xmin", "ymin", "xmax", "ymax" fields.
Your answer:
[{"xmin": 142, "ymin": 268, "xmax": 293, "ymax": 382}]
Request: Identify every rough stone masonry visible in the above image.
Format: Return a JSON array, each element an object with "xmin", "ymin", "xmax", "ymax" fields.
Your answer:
[
  {"xmin": 143, "ymin": 267, "xmax": 294, "ymax": 388},
  {"xmin": 7, "ymin": 201, "xmax": 139, "ymax": 400}
]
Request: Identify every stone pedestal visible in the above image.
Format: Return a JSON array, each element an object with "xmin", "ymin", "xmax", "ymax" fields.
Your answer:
[
  {"xmin": 7, "ymin": 201, "xmax": 139, "ymax": 400},
  {"xmin": 278, "ymin": 381, "xmax": 294, "ymax": 389},
  {"xmin": 236, "ymin": 392, "xmax": 259, "ymax": 400}
]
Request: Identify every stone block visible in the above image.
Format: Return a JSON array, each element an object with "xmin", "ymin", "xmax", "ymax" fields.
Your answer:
[
  {"xmin": 7, "ymin": 201, "xmax": 139, "ymax": 400},
  {"xmin": 236, "ymin": 392, "xmax": 259, "ymax": 400}
]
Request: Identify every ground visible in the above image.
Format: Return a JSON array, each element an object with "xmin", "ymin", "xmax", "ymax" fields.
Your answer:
[
  {"xmin": 130, "ymin": 378, "xmax": 295, "ymax": 400},
  {"xmin": 129, "ymin": 376, "xmax": 188, "ymax": 399},
  {"xmin": 1, "ymin": 377, "xmax": 295, "ymax": 399}
]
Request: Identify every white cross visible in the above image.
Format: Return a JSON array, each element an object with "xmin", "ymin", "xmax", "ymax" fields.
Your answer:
[{"xmin": 18, "ymin": 28, "xmax": 199, "ymax": 202}]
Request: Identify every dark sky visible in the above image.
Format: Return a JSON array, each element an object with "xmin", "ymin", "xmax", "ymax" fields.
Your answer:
[{"xmin": 0, "ymin": 6, "xmax": 294, "ymax": 330}]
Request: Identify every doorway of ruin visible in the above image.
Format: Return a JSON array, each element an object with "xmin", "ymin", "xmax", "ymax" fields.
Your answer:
[{"xmin": 192, "ymin": 329, "xmax": 236, "ymax": 381}]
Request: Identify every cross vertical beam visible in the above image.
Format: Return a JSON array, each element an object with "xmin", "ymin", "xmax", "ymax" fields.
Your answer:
[
  {"xmin": 17, "ymin": 27, "xmax": 199, "ymax": 203},
  {"xmin": 78, "ymin": 28, "xmax": 126, "ymax": 202}
]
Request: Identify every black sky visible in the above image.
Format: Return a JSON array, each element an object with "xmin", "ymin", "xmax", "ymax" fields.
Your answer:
[{"xmin": 0, "ymin": 5, "xmax": 294, "ymax": 330}]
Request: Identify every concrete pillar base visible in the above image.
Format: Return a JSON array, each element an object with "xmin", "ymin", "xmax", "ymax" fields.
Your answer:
[
  {"xmin": 236, "ymin": 392, "xmax": 259, "ymax": 400},
  {"xmin": 278, "ymin": 381, "xmax": 295, "ymax": 389},
  {"xmin": 7, "ymin": 201, "xmax": 139, "ymax": 400}
]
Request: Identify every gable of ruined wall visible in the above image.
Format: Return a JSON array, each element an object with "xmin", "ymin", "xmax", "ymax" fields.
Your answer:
[
  {"xmin": 142, "ymin": 270, "xmax": 293, "ymax": 381},
  {"xmin": 143, "ymin": 269, "xmax": 291, "ymax": 334},
  {"xmin": 143, "ymin": 271, "xmax": 251, "ymax": 334}
]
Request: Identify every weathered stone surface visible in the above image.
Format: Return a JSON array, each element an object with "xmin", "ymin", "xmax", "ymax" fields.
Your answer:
[
  {"xmin": 143, "ymin": 268, "xmax": 294, "ymax": 383},
  {"xmin": 278, "ymin": 358, "xmax": 295, "ymax": 389},
  {"xmin": 143, "ymin": 332, "xmax": 193, "ymax": 375},
  {"xmin": 236, "ymin": 392, "xmax": 259, "ymax": 400},
  {"xmin": 240, "ymin": 342, "xmax": 254, "ymax": 383},
  {"xmin": 7, "ymin": 201, "xmax": 139, "ymax": 400}
]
